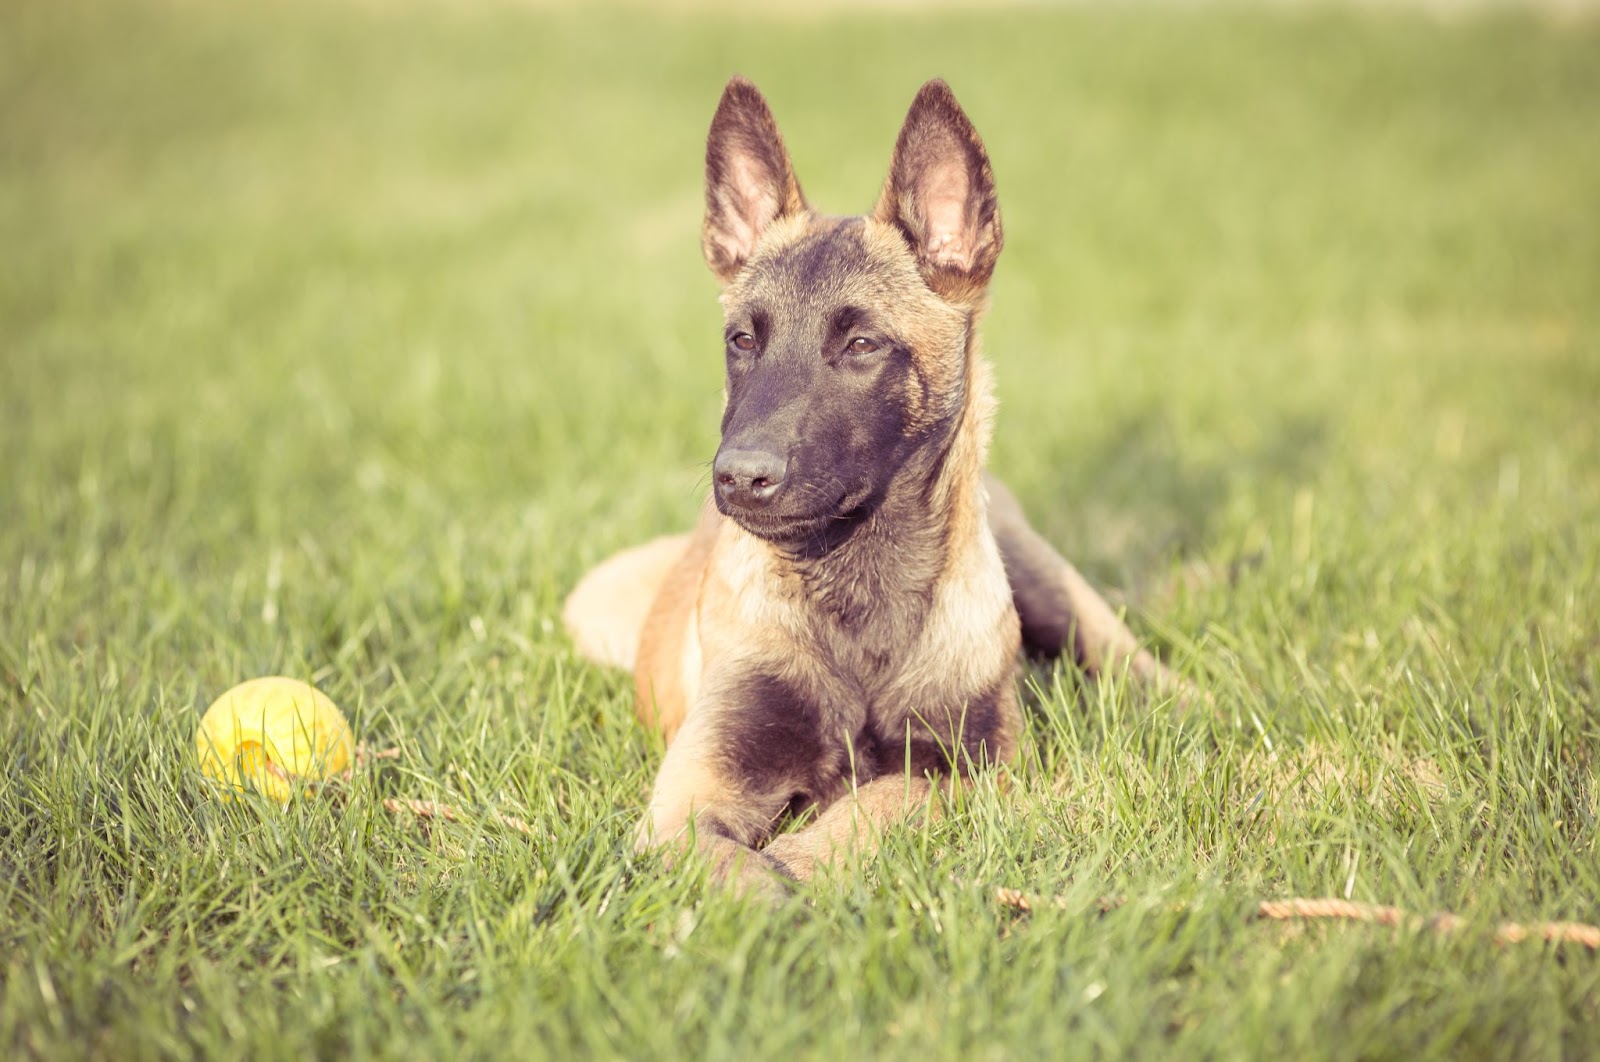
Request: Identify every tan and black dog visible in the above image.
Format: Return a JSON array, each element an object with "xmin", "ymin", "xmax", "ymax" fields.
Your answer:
[{"xmin": 565, "ymin": 77, "xmax": 1184, "ymax": 895}]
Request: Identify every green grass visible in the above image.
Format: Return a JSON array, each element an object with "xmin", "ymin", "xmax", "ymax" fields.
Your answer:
[{"xmin": 4, "ymin": 0, "xmax": 1600, "ymax": 1056}]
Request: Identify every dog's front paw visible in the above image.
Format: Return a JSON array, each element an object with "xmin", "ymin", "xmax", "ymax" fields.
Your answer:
[
  {"xmin": 759, "ymin": 832, "xmax": 817, "ymax": 881},
  {"xmin": 718, "ymin": 854, "xmax": 796, "ymax": 905},
  {"xmin": 706, "ymin": 841, "xmax": 797, "ymax": 905},
  {"xmin": 636, "ymin": 814, "xmax": 798, "ymax": 904}
]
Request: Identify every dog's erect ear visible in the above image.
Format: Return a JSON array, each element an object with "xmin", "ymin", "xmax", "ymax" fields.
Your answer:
[
  {"xmin": 702, "ymin": 77, "xmax": 808, "ymax": 283},
  {"xmin": 872, "ymin": 80, "xmax": 1002, "ymax": 305}
]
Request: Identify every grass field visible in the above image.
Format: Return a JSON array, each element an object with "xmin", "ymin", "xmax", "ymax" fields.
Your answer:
[{"xmin": 4, "ymin": 0, "xmax": 1600, "ymax": 1056}]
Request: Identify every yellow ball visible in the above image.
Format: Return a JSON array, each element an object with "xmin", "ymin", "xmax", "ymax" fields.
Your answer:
[{"xmin": 196, "ymin": 677, "xmax": 355, "ymax": 803}]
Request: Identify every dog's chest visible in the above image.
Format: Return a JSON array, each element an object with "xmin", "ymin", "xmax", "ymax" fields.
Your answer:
[
  {"xmin": 722, "ymin": 631, "xmax": 1013, "ymax": 814},
  {"xmin": 741, "ymin": 593, "xmax": 1014, "ymax": 785},
  {"xmin": 708, "ymin": 518, "xmax": 1020, "ymax": 803}
]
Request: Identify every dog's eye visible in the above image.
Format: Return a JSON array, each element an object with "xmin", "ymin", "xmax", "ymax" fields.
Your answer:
[
  {"xmin": 731, "ymin": 333, "xmax": 756, "ymax": 352},
  {"xmin": 846, "ymin": 337, "xmax": 880, "ymax": 356}
]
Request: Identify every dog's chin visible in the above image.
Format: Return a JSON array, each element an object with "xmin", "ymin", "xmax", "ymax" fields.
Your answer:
[
  {"xmin": 716, "ymin": 483, "xmax": 874, "ymax": 549},
  {"xmin": 721, "ymin": 507, "xmax": 837, "ymax": 546}
]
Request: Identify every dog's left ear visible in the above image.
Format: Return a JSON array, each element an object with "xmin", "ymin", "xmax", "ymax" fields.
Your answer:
[{"xmin": 873, "ymin": 80, "xmax": 1002, "ymax": 306}]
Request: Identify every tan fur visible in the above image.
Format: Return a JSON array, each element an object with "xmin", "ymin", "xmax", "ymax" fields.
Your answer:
[
  {"xmin": 562, "ymin": 534, "xmax": 690, "ymax": 671},
  {"xmin": 630, "ymin": 504, "xmax": 718, "ymax": 739}
]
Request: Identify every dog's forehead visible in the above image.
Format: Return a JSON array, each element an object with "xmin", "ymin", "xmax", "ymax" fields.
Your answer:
[{"xmin": 722, "ymin": 215, "xmax": 937, "ymax": 323}]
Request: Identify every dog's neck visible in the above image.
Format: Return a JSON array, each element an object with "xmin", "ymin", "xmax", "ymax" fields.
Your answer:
[{"xmin": 775, "ymin": 330, "xmax": 997, "ymax": 638}]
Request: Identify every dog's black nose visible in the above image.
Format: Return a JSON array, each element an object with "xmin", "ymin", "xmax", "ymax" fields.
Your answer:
[{"xmin": 713, "ymin": 448, "xmax": 787, "ymax": 509}]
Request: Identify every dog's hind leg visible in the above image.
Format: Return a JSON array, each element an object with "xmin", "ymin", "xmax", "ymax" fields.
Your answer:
[
  {"xmin": 985, "ymin": 474, "xmax": 1193, "ymax": 702},
  {"xmin": 562, "ymin": 534, "xmax": 692, "ymax": 671}
]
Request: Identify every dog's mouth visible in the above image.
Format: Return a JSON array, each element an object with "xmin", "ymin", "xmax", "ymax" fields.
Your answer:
[
  {"xmin": 726, "ymin": 511, "xmax": 825, "ymax": 543},
  {"xmin": 728, "ymin": 509, "xmax": 836, "ymax": 544},
  {"xmin": 718, "ymin": 487, "xmax": 871, "ymax": 550}
]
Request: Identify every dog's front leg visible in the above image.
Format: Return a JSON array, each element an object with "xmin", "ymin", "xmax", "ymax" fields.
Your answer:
[
  {"xmin": 762, "ymin": 775, "xmax": 937, "ymax": 881},
  {"xmin": 635, "ymin": 709, "xmax": 796, "ymax": 901}
]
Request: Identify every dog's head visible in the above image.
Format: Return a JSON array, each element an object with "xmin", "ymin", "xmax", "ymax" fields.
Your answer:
[{"xmin": 701, "ymin": 77, "xmax": 1003, "ymax": 551}]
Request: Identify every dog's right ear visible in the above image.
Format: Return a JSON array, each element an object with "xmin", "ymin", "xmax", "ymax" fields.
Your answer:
[
  {"xmin": 872, "ymin": 79, "xmax": 1002, "ymax": 307},
  {"xmin": 702, "ymin": 76, "xmax": 808, "ymax": 283}
]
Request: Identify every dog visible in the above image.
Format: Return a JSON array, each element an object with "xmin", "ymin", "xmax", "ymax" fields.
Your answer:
[{"xmin": 564, "ymin": 76, "xmax": 1185, "ymax": 896}]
